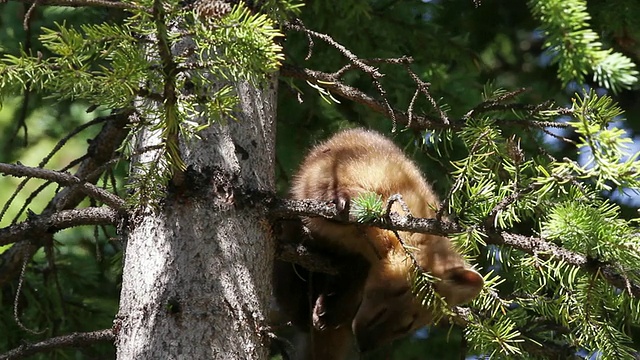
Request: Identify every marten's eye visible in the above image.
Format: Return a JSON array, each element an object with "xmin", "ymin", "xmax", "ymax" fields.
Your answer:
[
  {"xmin": 396, "ymin": 314, "xmax": 417, "ymax": 335},
  {"xmin": 364, "ymin": 307, "xmax": 388, "ymax": 328},
  {"xmin": 390, "ymin": 286, "xmax": 410, "ymax": 298}
]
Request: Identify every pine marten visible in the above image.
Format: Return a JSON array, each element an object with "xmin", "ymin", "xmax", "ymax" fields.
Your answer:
[{"xmin": 275, "ymin": 128, "xmax": 484, "ymax": 359}]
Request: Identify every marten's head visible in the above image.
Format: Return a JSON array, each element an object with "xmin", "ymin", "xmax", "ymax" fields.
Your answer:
[{"xmin": 352, "ymin": 233, "xmax": 484, "ymax": 352}]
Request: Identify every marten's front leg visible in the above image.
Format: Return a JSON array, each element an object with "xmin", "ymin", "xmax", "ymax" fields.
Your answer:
[{"xmin": 311, "ymin": 253, "xmax": 369, "ymax": 330}]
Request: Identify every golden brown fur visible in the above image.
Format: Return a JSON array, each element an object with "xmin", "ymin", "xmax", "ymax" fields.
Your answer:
[{"xmin": 279, "ymin": 128, "xmax": 483, "ymax": 359}]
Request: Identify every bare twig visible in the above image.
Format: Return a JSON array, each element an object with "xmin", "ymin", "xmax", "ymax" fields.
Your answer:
[
  {"xmin": 14, "ymin": 253, "xmax": 45, "ymax": 335},
  {"xmin": 384, "ymin": 194, "xmax": 413, "ymax": 218},
  {"xmin": 404, "ymin": 64, "xmax": 449, "ymax": 125},
  {"xmin": 280, "ymin": 64, "xmax": 445, "ymax": 130},
  {"xmin": 23, "ymin": 0, "xmax": 40, "ymax": 29},
  {"xmin": 334, "ymin": 56, "xmax": 413, "ymax": 78},
  {"xmin": 284, "ymin": 21, "xmax": 383, "ymax": 79},
  {"xmin": 463, "ymin": 88, "xmax": 528, "ymax": 120},
  {"xmin": 280, "ymin": 64, "xmax": 570, "ymax": 132},
  {"xmin": 284, "ymin": 21, "xmax": 397, "ymax": 128},
  {"xmin": 10, "ymin": 154, "xmax": 89, "ymax": 224}
]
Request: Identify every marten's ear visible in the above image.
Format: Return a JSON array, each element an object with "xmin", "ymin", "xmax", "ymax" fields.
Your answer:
[{"xmin": 437, "ymin": 267, "xmax": 484, "ymax": 306}]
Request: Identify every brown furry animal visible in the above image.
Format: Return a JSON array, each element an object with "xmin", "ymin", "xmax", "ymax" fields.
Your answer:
[{"xmin": 275, "ymin": 128, "xmax": 483, "ymax": 359}]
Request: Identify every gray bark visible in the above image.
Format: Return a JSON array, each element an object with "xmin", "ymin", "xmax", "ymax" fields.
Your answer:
[{"xmin": 116, "ymin": 79, "xmax": 277, "ymax": 359}]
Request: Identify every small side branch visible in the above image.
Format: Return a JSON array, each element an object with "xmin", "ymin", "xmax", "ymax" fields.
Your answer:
[
  {"xmin": 0, "ymin": 329, "xmax": 114, "ymax": 360},
  {"xmin": 0, "ymin": 207, "xmax": 119, "ymax": 247},
  {"xmin": 284, "ymin": 22, "xmax": 383, "ymax": 79}
]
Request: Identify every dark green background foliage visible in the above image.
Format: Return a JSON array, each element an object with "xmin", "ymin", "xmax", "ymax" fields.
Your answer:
[
  {"xmin": 1, "ymin": 0, "xmax": 640, "ymax": 359},
  {"xmin": 0, "ymin": 5, "xmax": 123, "ymax": 360}
]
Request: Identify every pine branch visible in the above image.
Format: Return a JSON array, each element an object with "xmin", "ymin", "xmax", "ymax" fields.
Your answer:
[
  {"xmin": 530, "ymin": 0, "xmax": 638, "ymax": 92},
  {"xmin": 0, "ymin": 207, "xmax": 118, "ymax": 247},
  {"xmin": 268, "ymin": 197, "xmax": 640, "ymax": 298},
  {"xmin": 0, "ymin": 329, "xmax": 114, "ymax": 360},
  {"xmin": 453, "ymin": 306, "xmax": 580, "ymax": 359},
  {"xmin": 493, "ymin": 232, "xmax": 640, "ymax": 298},
  {"xmin": 152, "ymin": 0, "xmax": 184, "ymax": 179}
]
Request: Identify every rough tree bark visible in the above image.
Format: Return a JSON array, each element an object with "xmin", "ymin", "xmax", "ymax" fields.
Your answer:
[{"xmin": 115, "ymin": 78, "xmax": 277, "ymax": 359}]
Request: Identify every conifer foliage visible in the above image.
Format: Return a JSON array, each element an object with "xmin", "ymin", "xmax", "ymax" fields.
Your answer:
[{"xmin": 0, "ymin": 0, "xmax": 640, "ymax": 359}]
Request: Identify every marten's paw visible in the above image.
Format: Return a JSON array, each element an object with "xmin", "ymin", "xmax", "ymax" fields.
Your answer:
[{"xmin": 332, "ymin": 190, "xmax": 350, "ymax": 220}]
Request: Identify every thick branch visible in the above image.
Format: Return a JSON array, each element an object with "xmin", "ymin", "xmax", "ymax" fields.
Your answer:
[
  {"xmin": 269, "ymin": 198, "xmax": 457, "ymax": 235},
  {"xmin": 0, "ymin": 329, "xmax": 114, "ymax": 360},
  {"xmin": 270, "ymin": 198, "xmax": 588, "ymax": 358},
  {"xmin": 276, "ymin": 241, "xmax": 339, "ymax": 275},
  {"xmin": 0, "ymin": 207, "xmax": 118, "ymax": 247},
  {"xmin": 269, "ymin": 198, "xmax": 640, "ymax": 298}
]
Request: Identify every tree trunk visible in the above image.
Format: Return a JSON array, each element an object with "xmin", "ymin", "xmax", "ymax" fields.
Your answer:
[{"xmin": 116, "ymin": 79, "xmax": 277, "ymax": 359}]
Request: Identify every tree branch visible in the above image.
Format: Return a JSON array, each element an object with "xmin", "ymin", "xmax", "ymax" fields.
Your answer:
[
  {"xmin": 280, "ymin": 63, "xmax": 570, "ymax": 132},
  {"xmin": 0, "ymin": 329, "xmax": 114, "ymax": 360},
  {"xmin": 0, "ymin": 110, "xmax": 131, "ymax": 286},
  {"xmin": 269, "ymin": 198, "xmax": 462, "ymax": 235},
  {"xmin": 268, "ymin": 197, "xmax": 640, "ymax": 298},
  {"xmin": 7, "ymin": 0, "xmax": 144, "ymax": 11},
  {"xmin": 0, "ymin": 163, "xmax": 126, "ymax": 211},
  {"xmin": 276, "ymin": 241, "xmax": 340, "ymax": 275},
  {"xmin": 0, "ymin": 207, "xmax": 118, "ymax": 247},
  {"xmin": 452, "ymin": 307, "xmax": 579, "ymax": 359},
  {"xmin": 280, "ymin": 64, "xmax": 444, "ymax": 131},
  {"xmin": 493, "ymin": 232, "xmax": 640, "ymax": 298}
]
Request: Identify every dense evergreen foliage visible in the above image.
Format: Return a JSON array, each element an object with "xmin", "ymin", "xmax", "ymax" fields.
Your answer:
[{"xmin": 1, "ymin": 0, "xmax": 640, "ymax": 359}]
